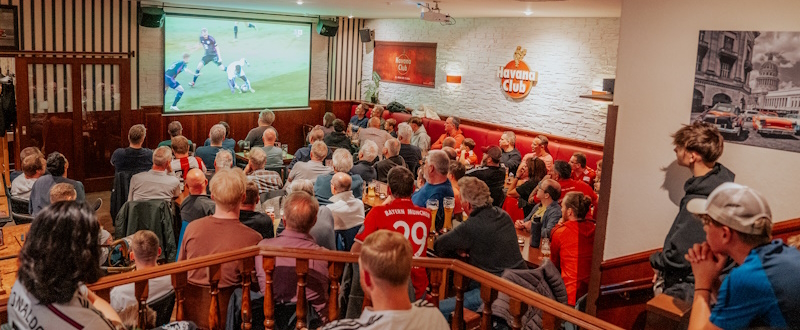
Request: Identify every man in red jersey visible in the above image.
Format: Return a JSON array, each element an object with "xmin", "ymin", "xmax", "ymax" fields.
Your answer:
[{"xmin": 352, "ymin": 166, "xmax": 430, "ymax": 300}]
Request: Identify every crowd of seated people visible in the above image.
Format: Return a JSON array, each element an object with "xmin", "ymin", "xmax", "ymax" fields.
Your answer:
[{"xmin": 9, "ymin": 105, "xmax": 791, "ymax": 329}]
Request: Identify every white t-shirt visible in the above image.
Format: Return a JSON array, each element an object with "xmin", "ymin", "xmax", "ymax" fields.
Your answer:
[
  {"xmin": 110, "ymin": 275, "xmax": 174, "ymax": 311},
  {"xmin": 11, "ymin": 175, "xmax": 38, "ymax": 199},
  {"xmin": 321, "ymin": 300, "xmax": 449, "ymax": 330},
  {"xmin": 227, "ymin": 60, "xmax": 247, "ymax": 80},
  {"xmin": 8, "ymin": 282, "xmax": 117, "ymax": 330}
]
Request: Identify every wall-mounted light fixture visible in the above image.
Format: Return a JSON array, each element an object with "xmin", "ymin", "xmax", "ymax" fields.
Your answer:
[{"xmin": 446, "ymin": 75, "xmax": 462, "ymax": 84}]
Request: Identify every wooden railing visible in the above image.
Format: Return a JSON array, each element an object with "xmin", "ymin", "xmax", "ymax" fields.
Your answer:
[{"xmin": 1, "ymin": 246, "xmax": 623, "ymax": 330}]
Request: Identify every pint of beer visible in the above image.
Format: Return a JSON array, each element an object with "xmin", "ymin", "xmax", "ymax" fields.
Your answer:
[
  {"xmin": 426, "ymin": 199, "xmax": 439, "ymax": 233},
  {"xmin": 443, "ymin": 197, "xmax": 455, "ymax": 231}
]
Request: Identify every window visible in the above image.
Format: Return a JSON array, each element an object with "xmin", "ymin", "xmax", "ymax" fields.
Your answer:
[
  {"xmin": 721, "ymin": 61, "xmax": 732, "ymax": 78},
  {"xmin": 697, "ymin": 53, "xmax": 704, "ymax": 71},
  {"xmin": 723, "ymin": 36, "xmax": 734, "ymax": 51},
  {"xmin": 699, "ymin": 31, "xmax": 706, "ymax": 41}
]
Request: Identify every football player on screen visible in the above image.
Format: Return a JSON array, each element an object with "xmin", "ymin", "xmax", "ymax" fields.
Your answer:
[
  {"xmin": 164, "ymin": 53, "xmax": 197, "ymax": 111},
  {"xmin": 189, "ymin": 28, "xmax": 225, "ymax": 87},
  {"xmin": 227, "ymin": 58, "xmax": 255, "ymax": 94}
]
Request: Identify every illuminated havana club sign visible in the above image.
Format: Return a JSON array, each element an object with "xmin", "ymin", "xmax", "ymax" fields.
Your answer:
[{"xmin": 497, "ymin": 46, "xmax": 538, "ymax": 99}]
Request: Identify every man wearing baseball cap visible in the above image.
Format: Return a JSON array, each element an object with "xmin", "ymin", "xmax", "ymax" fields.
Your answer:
[
  {"xmin": 465, "ymin": 146, "xmax": 506, "ymax": 207},
  {"xmin": 685, "ymin": 183, "xmax": 800, "ymax": 329}
]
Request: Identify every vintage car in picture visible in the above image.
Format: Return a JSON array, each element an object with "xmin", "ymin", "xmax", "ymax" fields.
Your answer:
[
  {"xmin": 700, "ymin": 103, "xmax": 743, "ymax": 138},
  {"xmin": 753, "ymin": 111, "xmax": 795, "ymax": 136},
  {"xmin": 786, "ymin": 113, "xmax": 800, "ymax": 135},
  {"xmin": 743, "ymin": 110, "xmax": 759, "ymax": 122}
]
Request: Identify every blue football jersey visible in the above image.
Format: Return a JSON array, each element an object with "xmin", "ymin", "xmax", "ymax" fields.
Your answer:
[
  {"xmin": 199, "ymin": 35, "xmax": 218, "ymax": 56},
  {"xmin": 165, "ymin": 60, "xmax": 186, "ymax": 78}
]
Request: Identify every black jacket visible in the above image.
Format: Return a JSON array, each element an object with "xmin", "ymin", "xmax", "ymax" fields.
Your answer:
[
  {"xmin": 374, "ymin": 155, "xmax": 406, "ymax": 183},
  {"xmin": 492, "ymin": 260, "xmax": 568, "ymax": 330},
  {"xmin": 465, "ymin": 165, "xmax": 506, "ymax": 207},
  {"xmin": 650, "ymin": 163, "xmax": 735, "ymax": 284},
  {"xmin": 351, "ymin": 160, "xmax": 377, "ymax": 183},
  {"xmin": 324, "ymin": 131, "xmax": 353, "ymax": 153}
]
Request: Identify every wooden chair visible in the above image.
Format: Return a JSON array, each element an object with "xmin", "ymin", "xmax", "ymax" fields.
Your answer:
[
  {"xmin": 183, "ymin": 283, "xmax": 237, "ymax": 330},
  {"xmin": 148, "ymin": 290, "xmax": 176, "ymax": 327},
  {"xmin": 645, "ymin": 293, "xmax": 691, "ymax": 330}
]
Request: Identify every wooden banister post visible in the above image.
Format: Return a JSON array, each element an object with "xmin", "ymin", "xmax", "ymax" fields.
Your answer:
[
  {"xmin": 171, "ymin": 272, "xmax": 188, "ymax": 321},
  {"xmin": 134, "ymin": 280, "xmax": 150, "ymax": 329},
  {"xmin": 430, "ymin": 269, "xmax": 442, "ymax": 308},
  {"xmin": 241, "ymin": 258, "xmax": 255, "ymax": 330},
  {"xmin": 480, "ymin": 286, "xmax": 498, "ymax": 330},
  {"xmin": 295, "ymin": 259, "xmax": 309, "ymax": 330},
  {"xmin": 451, "ymin": 273, "xmax": 465, "ymax": 330},
  {"xmin": 328, "ymin": 262, "xmax": 344, "ymax": 322},
  {"xmin": 509, "ymin": 298, "xmax": 528, "ymax": 330},
  {"xmin": 208, "ymin": 264, "xmax": 222, "ymax": 330},
  {"xmin": 262, "ymin": 256, "xmax": 276, "ymax": 330}
]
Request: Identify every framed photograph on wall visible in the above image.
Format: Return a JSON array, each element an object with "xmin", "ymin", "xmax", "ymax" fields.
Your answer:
[
  {"xmin": 0, "ymin": 5, "xmax": 19, "ymax": 51},
  {"xmin": 373, "ymin": 41, "xmax": 437, "ymax": 88}
]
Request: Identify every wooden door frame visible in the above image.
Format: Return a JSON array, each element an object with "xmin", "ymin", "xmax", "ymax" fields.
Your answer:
[{"xmin": 14, "ymin": 56, "xmax": 131, "ymax": 190}]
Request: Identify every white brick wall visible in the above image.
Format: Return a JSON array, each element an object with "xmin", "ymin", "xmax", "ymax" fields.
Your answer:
[
  {"xmin": 362, "ymin": 18, "xmax": 619, "ymax": 143},
  {"xmin": 137, "ymin": 25, "xmax": 329, "ymax": 107}
]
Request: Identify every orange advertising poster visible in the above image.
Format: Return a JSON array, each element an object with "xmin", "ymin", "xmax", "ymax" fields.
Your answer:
[{"xmin": 373, "ymin": 41, "xmax": 437, "ymax": 88}]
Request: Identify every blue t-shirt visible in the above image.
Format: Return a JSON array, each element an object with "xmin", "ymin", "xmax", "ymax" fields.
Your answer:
[
  {"xmin": 411, "ymin": 180, "xmax": 454, "ymax": 231},
  {"xmin": 199, "ymin": 35, "xmax": 218, "ymax": 57},
  {"xmin": 165, "ymin": 60, "xmax": 187, "ymax": 78},
  {"xmin": 710, "ymin": 240, "xmax": 800, "ymax": 329},
  {"xmin": 195, "ymin": 146, "xmax": 234, "ymax": 171},
  {"xmin": 349, "ymin": 115, "xmax": 369, "ymax": 132}
]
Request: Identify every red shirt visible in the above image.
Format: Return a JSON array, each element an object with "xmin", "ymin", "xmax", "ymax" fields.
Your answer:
[
  {"xmin": 531, "ymin": 178, "xmax": 598, "ymax": 219},
  {"xmin": 550, "ymin": 220, "xmax": 596, "ymax": 306},
  {"xmin": 355, "ymin": 198, "xmax": 431, "ymax": 299},
  {"xmin": 571, "ymin": 167, "xmax": 596, "ymax": 187}
]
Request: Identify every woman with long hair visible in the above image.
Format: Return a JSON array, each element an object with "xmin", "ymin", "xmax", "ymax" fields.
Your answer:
[
  {"xmin": 507, "ymin": 157, "xmax": 547, "ymax": 216},
  {"xmin": 9, "ymin": 201, "xmax": 122, "ymax": 329},
  {"xmin": 550, "ymin": 191, "xmax": 596, "ymax": 306}
]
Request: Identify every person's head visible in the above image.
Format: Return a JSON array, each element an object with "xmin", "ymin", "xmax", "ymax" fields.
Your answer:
[
  {"xmin": 528, "ymin": 157, "xmax": 547, "ymax": 183},
  {"xmin": 248, "ymin": 147, "xmax": 267, "ymax": 171},
  {"xmin": 182, "ymin": 53, "xmax": 190, "ymax": 63},
  {"xmin": 49, "ymin": 183, "xmax": 77, "ymax": 203},
  {"xmin": 448, "ymin": 161, "xmax": 466, "ymax": 183},
  {"xmin": 242, "ymin": 181, "xmax": 260, "ymax": 208},
  {"xmin": 290, "ymin": 179, "xmax": 315, "ymax": 195},
  {"xmin": 128, "ymin": 124, "xmax": 146, "ymax": 146},
  {"xmin": 215, "ymin": 150, "xmax": 233, "ymax": 170},
  {"xmin": 332, "ymin": 148, "xmax": 354, "ymax": 173},
  {"xmin": 536, "ymin": 178, "xmax": 561, "ymax": 204},
  {"xmin": 499, "ymin": 131, "xmax": 516, "ymax": 149},
  {"xmin": 384, "ymin": 118, "xmax": 397, "ymax": 133},
  {"xmin": 209, "ymin": 168, "xmax": 247, "ymax": 213},
  {"xmin": 171, "ymin": 135, "xmax": 190, "ymax": 156},
  {"xmin": 458, "ymin": 177, "xmax": 492, "ymax": 212},
  {"xmin": 569, "ymin": 153, "xmax": 588, "ymax": 172},
  {"xmin": 331, "ymin": 172, "xmax": 352, "ymax": 195},
  {"xmin": 596, "ymin": 159, "xmax": 603, "ymax": 178},
  {"xmin": 209, "ymin": 124, "xmax": 226, "ymax": 145},
  {"xmin": 218, "ymin": 121, "xmax": 231, "ymax": 138},
  {"xmin": 441, "ymin": 147, "xmax": 457, "ymax": 160},
  {"xmin": 445, "ymin": 116, "xmax": 460, "ymax": 132},
  {"xmin": 185, "ymin": 168, "xmax": 208, "ymax": 195},
  {"xmin": 397, "ymin": 122, "xmax": 413, "ymax": 143},
  {"xmin": 462, "ymin": 138, "xmax": 476, "ymax": 152},
  {"xmin": 323, "ymin": 112, "xmax": 336, "ymax": 128},
  {"xmin": 201, "ymin": 28, "xmax": 209, "ymax": 38},
  {"xmin": 553, "ymin": 160, "xmax": 572, "ymax": 181},
  {"xmin": 22, "ymin": 154, "xmax": 45, "ymax": 178},
  {"xmin": 482, "ymin": 145, "xmax": 502, "ymax": 166},
  {"xmin": 442, "ymin": 137, "xmax": 456, "ymax": 148},
  {"xmin": 152, "ymin": 146, "xmax": 173, "ymax": 170},
  {"xmin": 368, "ymin": 117, "xmax": 381, "ymax": 128},
  {"xmin": 262, "ymin": 127, "xmax": 277, "ymax": 145},
  {"xmin": 258, "ymin": 109, "xmax": 276, "ymax": 126},
  {"xmin": 562, "ymin": 191, "xmax": 592, "ymax": 220},
  {"xmin": 408, "ymin": 117, "xmax": 423, "ymax": 132},
  {"xmin": 18, "ymin": 202, "xmax": 103, "ymax": 304},
  {"xmin": 533, "ymin": 135, "xmax": 549, "ymax": 155},
  {"xmin": 371, "ymin": 105, "xmax": 384, "ymax": 119},
  {"xmin": 672, "ymin": 121, "xmax": 724, "ymax": 166},
  {"xmin": 20, "ymin": 146, "xmax": 43, "ymax": 162},
  {"xmin": 46, "ymin": 152, "xmax": 69, "ymax": 177},
  {"xmin": 310, "ymin": 141, "xmax": 328, "ymax": 162},
  {"xmin": 130, "ymin": 230, "xmax": 161, "ymax": 267},
  {"xmin": 358, "ymin": 140, "xmax": 379, "ymax": 163},
  {"xmin": 424, "ymin": 150, "xmax": 450, "ymax": 182},
  {"xmin": 167, "ymin": 120, "xmax": 183, "ymax": 138},
  {"xmin": 282, "ymin": 191, "xmax": 319, "ymax": 233},
  {"xmin": 384, "ymin": 139, "xmax": 401, "ymax": 157},
  {"xmin": 356, "ymin": 103, "xmax": 367, "ymax": 118},
  {"xmin": 359, "ymin": 230, "xmax": 413, "ymax": 294},
  {"xmin": 688, "ymin": 183, "xmax": 773, "ymax": 251},
  {"xmin": 387, "ymin": 167, "xmax": 414, "ymax": 198},
  {"xmin": 308, "ymin": 127, "xmax": 325, "ymax": 144},
  {"xmin": 332, "ymin": 119, "xmax": 346, "ymax": 133}
]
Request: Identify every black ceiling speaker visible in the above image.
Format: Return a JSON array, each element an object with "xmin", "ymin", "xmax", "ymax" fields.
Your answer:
[
  {"xmin": 316, "ymin": 19, "xmax": 338, "ymax": 37},
  {"xmin": 359, "ymin": 29, "xmax": 374, "ymax": 43},
  {"xmin": 139, "ymin": 7, "xmax": 165, "ymax": 28}
]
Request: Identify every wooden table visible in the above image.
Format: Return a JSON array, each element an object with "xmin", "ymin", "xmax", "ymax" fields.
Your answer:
[
  {"xmin": 517, "ymin": 228, "xmax": 545, "ymax": 267},
  {"xmin": 235, "ymin": 151, "xmax": 294, "ymax": 165},
  {"xmin": 0, "ymin": 224, "xmax": 30, "ymax": 261},
  {"xmin": 362, "ymin": 194, "xmax": 387, "ymax": 208},
  {"xmin": 0, "ymin": 258, "xmax": 17, "ymax": 299}
]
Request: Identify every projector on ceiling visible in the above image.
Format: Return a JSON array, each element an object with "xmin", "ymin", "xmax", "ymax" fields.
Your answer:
[{"xmin": 420, "ymin": 11, "xmax": 451, "ymax": 23}]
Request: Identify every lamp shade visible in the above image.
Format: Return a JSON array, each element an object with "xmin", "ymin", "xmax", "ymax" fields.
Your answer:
[{"xmin": 446, "ymin": 75, "xmax": 462, "ymax": 84}]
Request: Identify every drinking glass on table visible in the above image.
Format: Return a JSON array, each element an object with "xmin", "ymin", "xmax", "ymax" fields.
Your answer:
[
  {"xmin": 443, "ymin": 197, "xmax": 455, "ymax": 231},
  {"xmin": 541, "ymin": 237, "xmax": 551, "ymax": 258},
  {"xmin": 242, "ymin": 140, "xmax": 250, "ymax": 158},
  {"xmin": 426, "ymin": 199, "xmax": 439, "ymax": 250}
]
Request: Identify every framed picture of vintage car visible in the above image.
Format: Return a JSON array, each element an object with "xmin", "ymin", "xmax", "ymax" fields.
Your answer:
[
  {"xmin": 0, "ymin": 5, "xmax": 19, "ymax": 51},
  {"xmin": 692, "ymin": 30, "xmax": 800, "ymax": 153}
]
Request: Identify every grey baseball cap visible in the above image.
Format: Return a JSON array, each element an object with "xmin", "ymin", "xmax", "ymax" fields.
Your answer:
[{"xmin": 686, "ymin": 182, "xmax": 772, "ymax": 235}]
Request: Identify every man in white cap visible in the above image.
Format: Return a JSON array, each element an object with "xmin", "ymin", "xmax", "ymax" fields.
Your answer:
[{"xmin": 685, "ymin": 183, "xmax": 800, "ymax": 330}]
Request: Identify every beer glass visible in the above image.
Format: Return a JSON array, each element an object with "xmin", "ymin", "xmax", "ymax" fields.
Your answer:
[
  {"xmin": 443, "ymin": 197, "xmax": 455, "ymax": 231},
  {"xmin": 426, "ymin": 199, "xmax": 439, "ymax": 233}
]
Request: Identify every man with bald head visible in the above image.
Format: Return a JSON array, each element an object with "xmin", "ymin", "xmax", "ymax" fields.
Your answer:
[
  {"xmin": 327, "ymin": 172, "xmax": 365, "ymax": 251},
  {"xmin": 180, "ymin": 168, "xmax": 215, "ymax": 222},
  {"xmin": 261, "ymin": 127, "xmax": 284, "ymax": 167},
  {"xmin": 128, "ymin": 146, "xmax": 181, "ymax": 201},
  {"xmin": 412, "ymin": 150, "xmax": 455, "ymax": 231},
  {"xmin": 357, "ymin": 117, "xmax": 392, "ymax": 152},
  {"xmin": 374, "ymin": 138, "xmax": 406, "ymax": 183}
]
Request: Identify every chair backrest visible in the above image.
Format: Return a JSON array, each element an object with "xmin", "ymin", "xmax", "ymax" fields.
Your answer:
[
  {"xmin": 183, "ymin": 283, "xmax": 236, "ymax": 330},
  {"xmin": 148, "ymin": 290, "xmax": 176, "ymax": 327},
  {"xmin": 9, "ymin": 196, "xmax": 30, "ymax": 215},
  {"xmin": 264, "ymin": 165, "xmax": 287, "ymax": 184},
  {"xmin": 11, "ymin": 212, "xmax": 34, "ymax": 225},
  {"xmin": 259, "ymin": 188, "xmax": 287, "ymax": 204}
]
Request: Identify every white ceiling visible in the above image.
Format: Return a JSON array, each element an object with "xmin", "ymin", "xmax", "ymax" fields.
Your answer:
[{"xmin": 154, "ymin": 0, "xmax": 621, "ymax": 19}]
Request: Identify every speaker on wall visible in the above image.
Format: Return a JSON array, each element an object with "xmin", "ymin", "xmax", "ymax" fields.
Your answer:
[
  {"xmin": 359, "ymin": 29, "xmax": 374, "ymax": 43},
  {"xmin": 139, "ymin": 7, "xmax": 165, "ymax": 28},
  {"xmin": 316, "ymin": 19, "xmax": 338, "ymax": 37}
]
